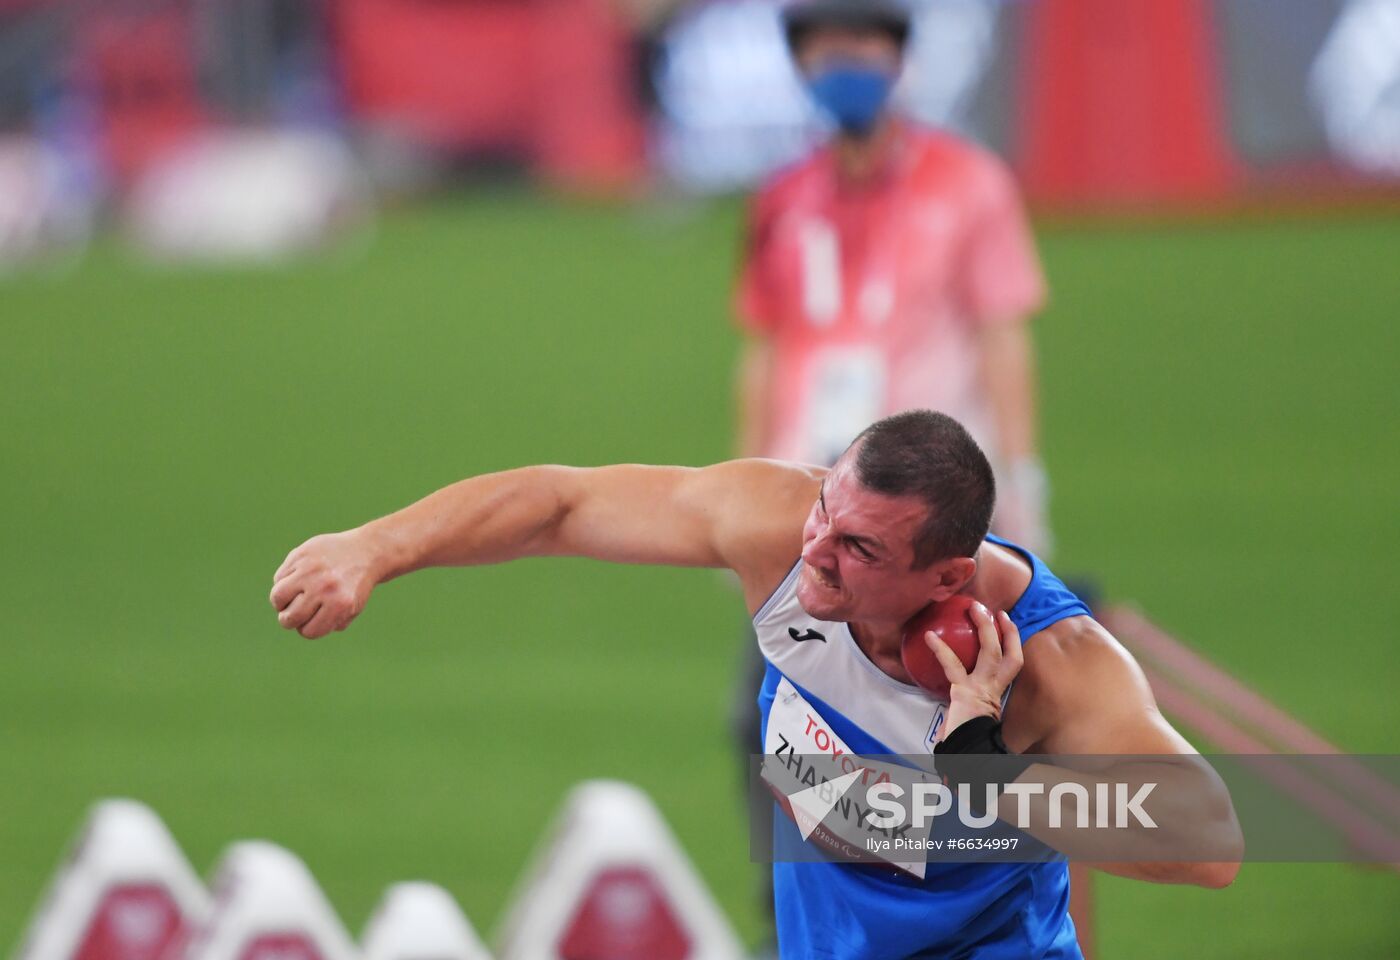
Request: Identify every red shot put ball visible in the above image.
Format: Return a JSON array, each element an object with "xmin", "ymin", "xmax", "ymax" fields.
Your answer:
[{"xmin": 900, "ymin": 594, "xmax": 980, "ymax": 700}]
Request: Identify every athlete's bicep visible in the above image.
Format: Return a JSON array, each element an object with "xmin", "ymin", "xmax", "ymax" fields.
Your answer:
[{"xmin": 545, "ymin": 460, "xmax": 817, "ymax": 576}]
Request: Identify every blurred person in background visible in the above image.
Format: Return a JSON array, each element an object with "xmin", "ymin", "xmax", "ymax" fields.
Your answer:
[
  {"xmin": 728, "ymin": 0, "xmax": 1059, "ymax": 951},
  {"xmin": 735, "ymin": 0, "xmax": 1047, "ymax": 540}
]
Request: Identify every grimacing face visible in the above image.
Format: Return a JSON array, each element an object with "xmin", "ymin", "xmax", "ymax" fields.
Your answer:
[{"xmin": 795, "ymin": 451, "xmax": 972, "ymax": 626}]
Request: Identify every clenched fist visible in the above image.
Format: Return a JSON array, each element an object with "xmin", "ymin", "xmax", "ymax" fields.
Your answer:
[{"xmin": 270, "ymin": 530, "xmax": 380, "ymax": 638}]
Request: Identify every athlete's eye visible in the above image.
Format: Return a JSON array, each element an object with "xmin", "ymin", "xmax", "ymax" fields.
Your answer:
[{"xmin": 847, "ymin": 538, "xmax": 874, "ymax": 561}]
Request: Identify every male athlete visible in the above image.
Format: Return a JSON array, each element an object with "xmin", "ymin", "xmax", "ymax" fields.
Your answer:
[
  {"xmin": 732, "ymin": 7, "xmax": 1055, "ymax": 941},
  {"xmin": 271, "ymin": 411, "xmax": 1241, "ymax": 960}
]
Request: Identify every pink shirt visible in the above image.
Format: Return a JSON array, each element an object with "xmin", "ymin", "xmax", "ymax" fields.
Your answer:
[{"xmin": 738, "ymin": 123, "xmax": 1046, "ymax": 465}]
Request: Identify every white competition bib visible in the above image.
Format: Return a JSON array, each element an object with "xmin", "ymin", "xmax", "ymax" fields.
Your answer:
[{"xmin": 762, "ymin": 677, "xmax": 934, "ymax": 878}]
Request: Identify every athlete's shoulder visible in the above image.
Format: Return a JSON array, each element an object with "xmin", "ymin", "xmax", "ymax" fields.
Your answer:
[
  {"xmin": 704, "ymin": 457, "xmax": 824, "ymax": 495},
  {"xmin": 1022, "ymin": 615, "xmax": 1128, "ymax": 676},
  {"xmin": 707, "ymin": 459, "xmax": 824, "ymax": 528},
  {"xmin": 1006, "ymin": 616, "xmax": 1154, "ymax": 751},
  {"xmin": 701, "ymin": 459, "xmax": 822, "ymax": 611}
]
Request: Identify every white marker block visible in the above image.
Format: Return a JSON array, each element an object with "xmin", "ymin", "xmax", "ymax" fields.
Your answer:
[
  {"xmin": 182, "ymin": 842, "xmax": 358, "ymax": 960},
  {"xmin": 495, "ymin": 781, "xmax": 743, "ymax": 960},
  {"xmin": 361, "ymin": 883, "xmax": 490, "ymax": 960},
  {"xmin": 12, "ymin": 798, "xmax": 210, "ymax": 960}
]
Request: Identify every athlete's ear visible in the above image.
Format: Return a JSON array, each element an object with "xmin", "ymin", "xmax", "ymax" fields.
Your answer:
[{"xmin": 922, "ymin": 556, "xmax": 976, "ymax": 601}]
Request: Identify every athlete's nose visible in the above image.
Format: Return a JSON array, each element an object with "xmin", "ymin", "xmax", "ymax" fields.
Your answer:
[{"xmin": 801, "ymin": 525, "xmax": 836, "ymax": 570}]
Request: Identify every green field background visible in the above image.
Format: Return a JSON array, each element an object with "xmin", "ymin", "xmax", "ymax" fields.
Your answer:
[{"xmin": 2, "ymin": 195, "xmax": 1397, "ymax": 956}]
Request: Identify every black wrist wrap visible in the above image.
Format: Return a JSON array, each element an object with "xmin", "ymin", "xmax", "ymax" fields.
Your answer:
[{"xmin": 933, "ymin": 716, "xmax": 1033, "ymax": 816}]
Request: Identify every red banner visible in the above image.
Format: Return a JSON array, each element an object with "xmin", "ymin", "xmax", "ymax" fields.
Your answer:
[
  {"xmin": 332, "ymin": 0, "xmax": 643, "ymax": 190},
  {"xmin": 1017, "ymin": 0, "xmax": 1238, "ymax": 205}
]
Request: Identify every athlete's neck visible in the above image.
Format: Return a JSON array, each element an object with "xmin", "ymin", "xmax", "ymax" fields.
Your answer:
[
  {"xmin": 847, "ymin": 619, "xmax": 910, "ymax": 682},
  {"xmin": 834, "ymin": 117, "xmax": 901, "ymax": 185}
]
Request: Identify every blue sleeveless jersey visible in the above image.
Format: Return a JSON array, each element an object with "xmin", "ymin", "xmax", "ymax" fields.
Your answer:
[{"xmin": 754, "ymin": 535, "xmax": 1090, "ymax": 959}]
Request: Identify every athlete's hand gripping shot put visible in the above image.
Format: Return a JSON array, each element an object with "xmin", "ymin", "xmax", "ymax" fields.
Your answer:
[{"xmin": 270, "ymin": 411, "xmax": 1242, "ymax": 959}]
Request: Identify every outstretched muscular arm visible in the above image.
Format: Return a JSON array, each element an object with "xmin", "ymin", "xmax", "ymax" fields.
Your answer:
[{"xmin": 270, "ymin": 460, "xmax": 818, "ymax": 638}]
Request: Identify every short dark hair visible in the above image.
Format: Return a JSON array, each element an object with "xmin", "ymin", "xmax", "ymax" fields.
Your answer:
[{"xmin": 850, "ymin": 410, "xmax": 995, "ymax": 567}]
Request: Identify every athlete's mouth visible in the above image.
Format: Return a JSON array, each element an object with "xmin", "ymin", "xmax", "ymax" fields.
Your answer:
[{"xmin": 807, "ymin": 564, "xmax": 841, "ymax": 591}]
